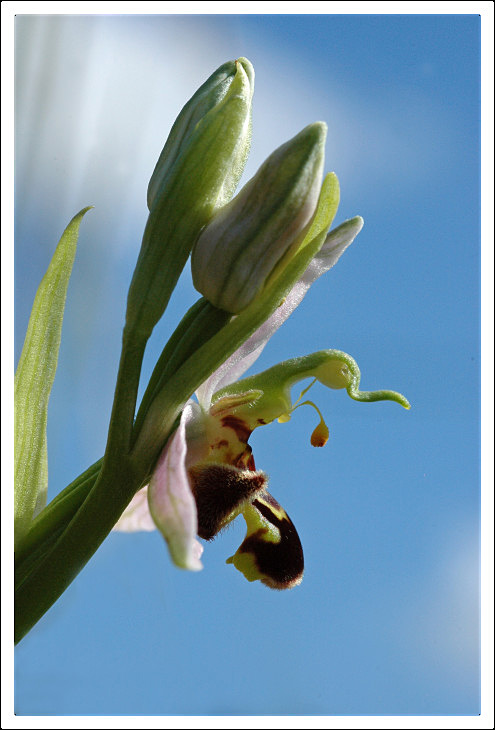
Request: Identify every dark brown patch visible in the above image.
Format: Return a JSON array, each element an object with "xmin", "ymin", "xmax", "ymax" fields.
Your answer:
[
  {"xmin": 232, "ymin": 444, "xmax": 256, "ymax": 471},
  {"xmin": 189, "ymin": 464, "xmax": 267, "ymax": 540},
  {"xmin": 220, "ymin": 415, "xmax": 252, "ymax": 444},
  {"xmin": 246, "ymin": 453, "xmax": 256, "ymax": 471},
  {"xmin": 238, "ymin": 492, "xmax": 304, "ymax": 589}
]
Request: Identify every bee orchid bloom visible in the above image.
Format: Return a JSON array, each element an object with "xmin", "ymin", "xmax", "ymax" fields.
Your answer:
[
  {"xmin": 115, "ymin": 216, "xmax": 410, "ymax": 588},
  {"xmin": 115, "ymin": 375, "xmax": 306, "ymax": 588}
]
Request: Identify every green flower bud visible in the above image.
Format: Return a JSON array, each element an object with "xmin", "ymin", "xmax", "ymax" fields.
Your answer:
[
  {"xmin": 126, "ymin": 58, "xmax": 254, "ymax": 342},
  {"xmin": 191, "ymin": 122, "xmax": 326, "ymax": 314},
  {"xmin": 147, "ymin": 58, "xmax": 254, "ymax": 212}
]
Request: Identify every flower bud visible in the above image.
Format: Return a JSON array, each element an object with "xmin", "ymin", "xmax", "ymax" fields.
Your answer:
[
  {"xmin": 191, "ymin": 122, "xmax": 326, "ymax": 314},
  {"xmin": 147, "ymin": 58, "xmax": 254, "ymax": 212},
  {"xmin": 125, "ymin": 58, "xmax": 254, "ymax": 341}
]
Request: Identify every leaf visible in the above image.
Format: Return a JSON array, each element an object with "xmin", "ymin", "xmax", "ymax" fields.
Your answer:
[{"xmin": 14, "ymin": 207, "xmax": 92, "ymax": 547}]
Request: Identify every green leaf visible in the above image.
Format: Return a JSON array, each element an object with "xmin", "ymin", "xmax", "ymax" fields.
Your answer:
[{"xmin": 14, "ymin": 207, "xmax": 92, "ymax": 547}]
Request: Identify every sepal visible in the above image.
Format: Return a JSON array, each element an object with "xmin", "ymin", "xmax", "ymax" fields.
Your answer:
[{"xmin": 147, "ymin": 404, "xmax": 204, "ymax": 571}]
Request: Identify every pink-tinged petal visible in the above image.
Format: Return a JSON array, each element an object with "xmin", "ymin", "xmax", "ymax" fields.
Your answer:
[
  {"xmin": 113, "ymin": 485, "xmax": 156, "ymax": 532},
  {"xmin": 198, "ymin": 217, "xmax": 363, "ymax": 402},
  {"xmin": 303, "ymin": 215, "xmax": 363, "ymax": 284},
  {"xmin": 196, "ymin": 342, "xmax": 265, "ymax": 409},
  {"xmin": 148, "ymin": 403, "xmax": 204, "ymax": 571}
]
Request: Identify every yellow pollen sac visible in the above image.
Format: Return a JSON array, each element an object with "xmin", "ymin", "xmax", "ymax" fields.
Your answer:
[
  {"xmin": 290, "ymin": 397, "xmax": 330, "ymax": 448},
  {"xmin": 311, "ymin": 419, "xmax": 329, "ymax": 447},
  {"xmin": 275, "ymin": 381, "xmax": 330, "ymax": 447}
]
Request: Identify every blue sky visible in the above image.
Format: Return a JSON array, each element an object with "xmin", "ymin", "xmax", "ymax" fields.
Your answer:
[{"xmin": 13, "ymin": 12, "xmax": 482, "ymax": 717}]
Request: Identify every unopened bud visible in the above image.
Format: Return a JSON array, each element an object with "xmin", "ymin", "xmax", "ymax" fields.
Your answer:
[
  {"xmin": 148, "ymin": 58, "xmax": 254, "ymax": 212},
  {"xmin": 191, "ymin": 122, "xmax": 327, "ymax": 314},
  {"xmin": 126, "ymin": 58, "xmax": 254, "ymax": 341}
]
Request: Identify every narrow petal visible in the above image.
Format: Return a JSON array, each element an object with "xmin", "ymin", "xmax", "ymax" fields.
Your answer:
[
  {"xmin": 197, "ymin": 217, "xmax": 363, "ymax": 405},
  {"xmin": 226, "ymin": 491, "xmax": 304, "ymax": 589},
  {"xmin": 148, "ymin": 403, "xmax": 204, "ymax": 571},
  {"xmin": 113, "ymin": 486, "xmax": 156, "ymax": 532}
]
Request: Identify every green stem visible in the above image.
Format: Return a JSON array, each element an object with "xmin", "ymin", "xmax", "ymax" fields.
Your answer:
[
  {"xmin": 14, "ymin": 457, "xmax": 141, "ymax": 643},
  {"xmin": 105, "ymin": 328, "xmax": 147, "ymax": 457},
  {"xmin": 132, "ymin": 298, "xmax": 230, "ymax": 443},
  {"xmin": 14, "ymin": 459, "xmax": 101, "ymax": 589}
]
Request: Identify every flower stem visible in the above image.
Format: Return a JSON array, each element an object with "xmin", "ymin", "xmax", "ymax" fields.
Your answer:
[
  {"xmin": 132, "ymin": 299, "xmax": 230, "ymax": 444},
  {"xmin": 14, "ymin": 457, "xmax": 141, "ymax": 643}
]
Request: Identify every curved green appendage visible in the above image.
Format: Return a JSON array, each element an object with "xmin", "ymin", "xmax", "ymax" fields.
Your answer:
[
  {"xmin": 14, "ymin": 207, "xmax": 92, "ymax": 548},
  {"xmin": 346, "ymin": 382, "xmax": 411, "ymax": 408},
  {"xmin": 314, "ymin": 350, "xmax": 411, "ymax": 410},
  {"xmin": 213, "ymin": 348, "xmax": 410, "ymax": 429}
]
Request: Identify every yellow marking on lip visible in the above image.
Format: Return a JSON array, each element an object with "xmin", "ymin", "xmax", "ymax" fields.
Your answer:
[{"xmin": 227, "ymin": 495, "xmax": 304, "ymax": 590}]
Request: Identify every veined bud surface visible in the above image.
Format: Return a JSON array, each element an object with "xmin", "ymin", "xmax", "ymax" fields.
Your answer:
[
  {"xmin": 125, "ymin": 58, "xmax": 254, "ymax": 341},
  {"xmin": 191, "ymin": 122, "xmax": 327, "ymax": 314},
  {"xmin": 147, "ymin": 57, "xmax": 254, "ymax": 212}
]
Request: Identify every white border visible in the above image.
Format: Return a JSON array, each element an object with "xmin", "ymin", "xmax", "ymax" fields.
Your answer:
[
  {"xmin": 1, "ymin": 1, "xmax": 494, "ymax": 17},
  {"xmin": 3, "ymin": 2, "xmax": 493, "ymax": 728}
]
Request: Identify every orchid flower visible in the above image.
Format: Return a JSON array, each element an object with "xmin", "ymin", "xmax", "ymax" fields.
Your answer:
[
  {"xmin": 14, "ymin": 57, "xmax": 411, "ymax": 644},
  {"xmin": 115, "ymin": 216, "xmax": 410, "ymax": 589}
]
